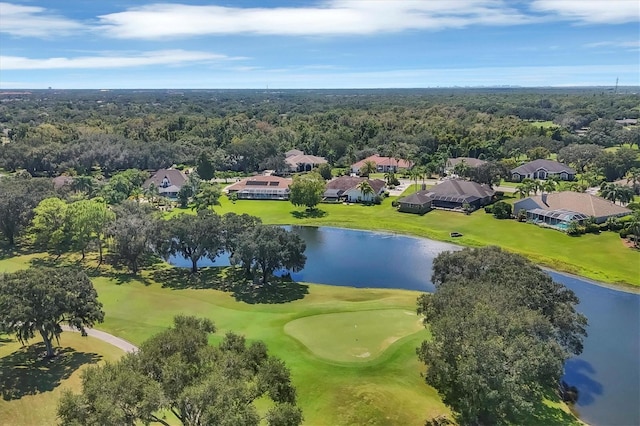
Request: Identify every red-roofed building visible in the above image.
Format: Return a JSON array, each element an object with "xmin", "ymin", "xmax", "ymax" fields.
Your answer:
[
  {"xmin": 351, "ymin": 154, "xmax": 413, "ymax": 175},
  {"xmin": 225, "ymin": 175, "xmax": 292, "ymax": 200}
]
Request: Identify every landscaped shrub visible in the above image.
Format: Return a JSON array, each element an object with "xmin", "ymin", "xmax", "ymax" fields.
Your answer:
[
  {"xmin": 566, "ymin": 221, "xmax": 584, "ymax": 236},
  {"xmin": 492, "ymin": 201, "xmax": 512, "ymax": 219},
  {"xmin": 584, "ymin": 223, "xmax": 600, "ymax": 234},
  {"xmin": 391, "ymin": 200, "xmax": 399, "ymax": 208},
  {"xmin": 484, "ymin": 205, "xmax": 493, "ymax": 214},
  {"xmin": 620, "ymin": 228, "xmax": 631, "ymax": 238},
  {"xmin": 626, "ymin": 202, "xmax": 640, "ymax": 211}
]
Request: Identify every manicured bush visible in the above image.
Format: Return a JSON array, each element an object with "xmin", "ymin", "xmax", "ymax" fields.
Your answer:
[
  {"xmin": 585, "ymin": 223, "xmax": 600, "ymax": 234},
  {"xmin": 484, "ymin": 205, "xmax": 493, "ymax": 214},
  {"xmin": 492, "ymin": 201, "xmax": 512, "ymax": 219}
]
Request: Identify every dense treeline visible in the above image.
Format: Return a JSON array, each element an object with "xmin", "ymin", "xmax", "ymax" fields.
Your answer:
[{"xmin": 1, "ymin": 89, "xmax": 638, "ymax": 177}]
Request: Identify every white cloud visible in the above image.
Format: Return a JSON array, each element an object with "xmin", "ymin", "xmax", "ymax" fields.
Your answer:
[
  {"xmin": 531, "ymin": 0, "xmax": 640, "ymax": 24},
  {"xmin": 96, "ymin": 1, "xmax": 534, "ymax": 39},
  {"xmin": 0, "ymin": 2, "xmax": 86, "ymax": 37},
  {"xmin": 0, "ymin": 50, "xmax": 240, "ymax": 70},
  {"xmin": 583, "ymin": 40, "xmax": 640, "ymax": 49}
]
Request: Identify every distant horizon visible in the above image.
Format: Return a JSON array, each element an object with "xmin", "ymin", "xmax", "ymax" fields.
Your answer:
[{"xmin": 1, "ymin": 85, "xmax": 638, "ymax": 92}]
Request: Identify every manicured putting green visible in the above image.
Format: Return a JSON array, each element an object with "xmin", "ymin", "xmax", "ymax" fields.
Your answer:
[{"xmin": 284, "ymin": 309, "xmax": 423, "ymax": 362}]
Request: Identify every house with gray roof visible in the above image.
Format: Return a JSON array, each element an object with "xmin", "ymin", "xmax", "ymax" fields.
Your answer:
[
  {"xmin": 427, "ymin": 179, "xmax": 495, "ymax": 211},
  {"xmin": 143, "ymin": 168, "xmax": 188, "ymax": 198},
  {"xmin": 445, "ymin": 157, "xmax": 487, "ymax": 174},
  {"xmin": 397, "ymin": 190, "xmax": 433, "ymax": 214},
  {"xmin": 513, "ymin": 191, "xmax": 631, "ymax": 230},
  {"xmin": 511, "ymin": 159, "xmax": 575, "ymax": 182}
]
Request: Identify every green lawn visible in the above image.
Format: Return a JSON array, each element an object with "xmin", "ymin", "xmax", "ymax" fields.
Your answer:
[
  {"xmin": 0, "ymin": 254, "xmax": 583, "ymax": 425},
  {"xmin": 172, "ymin": 196, "xmax": 639, "ymax": 287},
  {"xmin": 0, "ymin": 333, "xmax": 124, "ymax": 426}
]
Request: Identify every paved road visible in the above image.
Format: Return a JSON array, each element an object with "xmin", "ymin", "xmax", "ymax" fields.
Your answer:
[{"xmin": 62, "ymin": 325, "xmax": 138, "ymax": 353}]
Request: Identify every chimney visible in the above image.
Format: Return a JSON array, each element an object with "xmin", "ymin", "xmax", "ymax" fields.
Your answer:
[{"xmin": 541, "ymin": 193, "xmax": 547, "ymax": 205}]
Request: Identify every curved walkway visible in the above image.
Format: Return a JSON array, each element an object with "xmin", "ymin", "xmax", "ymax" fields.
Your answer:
[{"xmin": 61, "ymin": 325, "xmax": 138, "ymax": 353}]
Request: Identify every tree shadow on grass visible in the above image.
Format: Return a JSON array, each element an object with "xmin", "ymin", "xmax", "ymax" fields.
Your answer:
[
  {"xmin": 151, "ymin": 267, "xmax": 309, "ymax": 304},
  {"xmin": 290, "ymin": 209, "xmax": 328, "ymax": 219},
  {"xmin": 0, "ymin": 343, "xmax": 101, "ymax": 401},
  {"xmin": 516, "ymin": 389, "xmax": 583, "ymax": 426}
]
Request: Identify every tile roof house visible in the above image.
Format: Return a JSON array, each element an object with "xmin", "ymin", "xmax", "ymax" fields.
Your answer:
[
  {"xmin": 143, "ymin": 168, "xmax": 188, "ymax": 198},
  {"xmin": 511, "ymin": 159, "xmax": 575, "ymax": 182},
  {"xmin": 285, "ymin": 149, "xmax": 304, "ymax": 158},
  {"xmin": 225, "ymin": 175, "xmax": 292, "ymax": 200},
  {"xmin": 397, "ymin": 190, "xmax": 433, "ymax": 214},
  {"xmin": 513, "ymin": 192, "xmax": 632, "ymax": 228},
  {"xmin": 614, "ymin": 178, "xmax": 640, "ymax": 195},
  {"xmin": 427, "ymin": 179, "xmax": 495, "ymax": 211},
  {"xmin": 351, "ymin": 154, "xmax": 413, "ymax": 174},
  {"xmin": 323, "ymin": 176, "xmax": 386, "ymax": 203},
  {"xmin": 445, "ymin": 157, "xmax": 487, "ymax": 174},
  {"xmin": 285, "ymin": 152, "xmax": 328, "ymax": 172}
]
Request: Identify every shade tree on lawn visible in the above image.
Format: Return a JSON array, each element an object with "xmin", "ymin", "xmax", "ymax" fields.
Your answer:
[
  {"xmin": 108, "ymin": 201, "xmax": 160, "ymax": 275},
  {"xmin": 58, "ymin": 315, "xmax": 302, "ymax": 426},
  {"xmin": 289, "ymin": 173, "xmax": 326, "ymax": 211},
  {"xmin": 0, "ymin": 266, "xmax": 104, "ymax": 359}
]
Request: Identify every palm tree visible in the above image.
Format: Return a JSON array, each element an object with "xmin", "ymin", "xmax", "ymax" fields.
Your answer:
[
  {"xmin": 627, "ymin": 212, "xmax": 640, "ymax": 249},
  {"xmin": 356, "ymin": 180, "xmax": 375, "ymax": 203},
  {"xmin": 360, "ymin": 160, "xmax": 377, "ymax": 178},
  {"xmin": 144, "ymin": 183, "xmax": 159, "ymax": 206},
  {"xmin": 542, "ymin": 179, "xmax": 557, "ymax": 194},
  {"xmin": 626, "ymin": 167, "xmax": 640, "ymax": 195},
  {"xmin": 515, "ymin": 184, "xmax": 530, "ymax": 199}
]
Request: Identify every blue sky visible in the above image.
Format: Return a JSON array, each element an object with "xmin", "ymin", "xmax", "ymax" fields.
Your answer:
[{"xmin": 1, "ymin": 0, "xmax": 638, "ymax": 89}]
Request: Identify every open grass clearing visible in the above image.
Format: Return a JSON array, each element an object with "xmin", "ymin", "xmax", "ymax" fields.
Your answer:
[
  {"xmin": 284, "ymin": 309, "xmax": 424, "ymax": 363},
  {"xmin": 0, "ymin": 333, "xmax": 124, "ymax": 426}
]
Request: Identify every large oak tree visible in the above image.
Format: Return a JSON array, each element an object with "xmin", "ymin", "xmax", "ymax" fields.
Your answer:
[
  {"xmin": 58, "ymin": 316, "xmax": 302, "ymax": 426},
  {"xmin": 0, "ymin": 266, "xmax": 105, "ymax": 358},
  {"xmin": 417, "ymin": 246, "xmax": 587, "ymax": 425}
]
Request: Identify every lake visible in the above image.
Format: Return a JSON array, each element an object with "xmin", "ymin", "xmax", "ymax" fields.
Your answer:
[{"xmin": 170, "ymin": 226, "xmax": 640, "ymax": 426}]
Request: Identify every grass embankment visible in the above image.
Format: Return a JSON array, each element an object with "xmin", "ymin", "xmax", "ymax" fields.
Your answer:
[
  {"xmin": 0, "ymin": 333, "xmax": 124, "ymax": 426},
  {"xmin": 0, "ymin": 255, "xmax": 580, "ymax": 426},
  {"xmin": 170, "ymin": 196, "xmax": 639, "ymax": 287}
]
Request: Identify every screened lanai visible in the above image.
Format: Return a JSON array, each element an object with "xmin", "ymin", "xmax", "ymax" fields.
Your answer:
[{"xmin": 526, "ymin": 208, "xmax": 589, "ymax": 230}]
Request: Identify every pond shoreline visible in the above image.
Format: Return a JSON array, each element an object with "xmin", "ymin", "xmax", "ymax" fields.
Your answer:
[{"xmin": 294, "ymin": 224, "xmax": 640, "ymax": 292}]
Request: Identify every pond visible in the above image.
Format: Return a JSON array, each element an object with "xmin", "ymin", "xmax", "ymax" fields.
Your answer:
[{"xmin": 169, "ymin": 226, "xmax": 640, "ymax": 426}]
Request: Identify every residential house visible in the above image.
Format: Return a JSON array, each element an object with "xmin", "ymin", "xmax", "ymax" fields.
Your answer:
[
  {"xmin": 614, "ymin": 178, "xmax": 640, "ymax": 195},
  {"xmin": 444, "ymin": 157, "xmax": 487, "ymax": 175},
  {"xmin": 427, "ymin": 179, "xmax": 495, "ymax": 211},
  {"xmin": 285, "ymin": 152, "xmax": 328, "ymax": 172},
  {"xmin": 225, "ymin": 175, "xmax": 292, "ymax": 200},
  {"xmin": 351, "ymin": 154, "xmax": 413, "ymax": 175},
  {"xmin": 511, "ymin": 159, "xmax": 575, "ymax": 182},
  {"xmin": 52, "ymin": 175, "xmax": 74, "ymax": 190},
  {"xmin": 397, "ymin": 190, "xmax": 432, "ymax": 214},
  {"xmin": 143, "ymin": 168, "xmax": 188, "ymax": 198},
  {"xmin": 513, "ymin": 191, "xmax": 631, "ymax": 229},
  {"xmin": 323, "ymin": 176, "xmax": 386, "ymax": 203}
]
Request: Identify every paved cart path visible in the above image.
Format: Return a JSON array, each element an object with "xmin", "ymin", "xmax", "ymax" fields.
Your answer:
[{"xmin": 61, "ymin": 325, "xmax": 138, "ymax": 353}]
